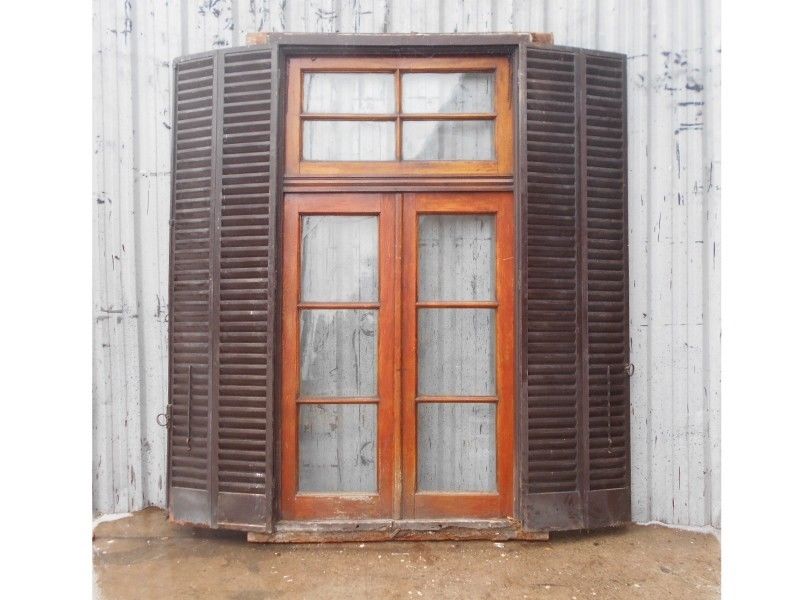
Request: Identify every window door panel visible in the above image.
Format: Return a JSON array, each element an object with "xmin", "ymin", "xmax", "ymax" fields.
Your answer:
[
  {"xmin": 281, "ymin": 194, "xmax": 397, "ymax": 520},
  {"xmin": 402, "ymin": 192, "xmax": 514, "ymax": 519}
]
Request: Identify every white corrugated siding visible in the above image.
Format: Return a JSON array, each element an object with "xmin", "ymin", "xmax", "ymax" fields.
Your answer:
[{"xmin": 92, "ymin": 0, "xmax": 721, "ymax": 527}]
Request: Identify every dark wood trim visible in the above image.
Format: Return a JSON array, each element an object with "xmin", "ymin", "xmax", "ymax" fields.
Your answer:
[
  {"xmin": 513, "ymin": 41, "xmax": 527, "ymax": 530},
  {"xmin": 270, "ymin": 33, "xmax": 533, "ymax": 47},
  {"xmin": 247, "ymin": 518, "xmax": 549, "ymax": 543},
  {"xmin": 622, "ymin": 56, "xmax": 632, "ymax": 496},
  {"xmin": 176, "ymin": 35, "xmax": 625, "ymax": 65},
  {"xmin": 207, "ymin": 47, "xmax": 224, "ymax": 527},
  {"xmin": 576, "ymin": 51, "xmax": 591, "ymax": 525},
  {"xmin": 268, "ymin": 38, "xmax": 285, "ymax": 532}
]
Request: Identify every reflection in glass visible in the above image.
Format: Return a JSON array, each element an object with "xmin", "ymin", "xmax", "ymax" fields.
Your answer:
[
  {"xmin": 402, "ymin": 72, "xmax": 494, "ymax": 114},
  {"xmin": 403, "ymin": 120, "xmax": 494, "ymax": 161},
  {"xmin": 301, "ymin": 216, "xmax": 378, "ymax": 302},
  {"xmin": 299, "ymin": 404, "xmax": 377, "ymax": 492},
  {"xmin": 417, "ymin": 402, "xmax": 496, "ymax": 492},
  {"xmin": 303, "ymin": 72, "xmax": 395, "ymax": 114},
  {"xmin": 303, "ymin": 121, "xmax": 395, "ymax": 161},
  {"xmin": 418, "ymin": 215, "xmax": 496, "ymax": 301},
  {"xmin": 417, "ymin": 308, "xmax": 496, "ymax": 396},
  {"xmin": 300, "ymin": 310, "xmax": 377, "ymax": 397}
]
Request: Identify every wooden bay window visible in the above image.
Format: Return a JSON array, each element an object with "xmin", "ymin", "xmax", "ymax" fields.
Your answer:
[{"xmin": 167, "ymin": 34, "xmax": 631, "ymax": 540}]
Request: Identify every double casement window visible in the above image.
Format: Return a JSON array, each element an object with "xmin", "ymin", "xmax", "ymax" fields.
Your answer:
[{"xmin": 167, "ymin": 34, "xmax": 630, "ymax": 539}]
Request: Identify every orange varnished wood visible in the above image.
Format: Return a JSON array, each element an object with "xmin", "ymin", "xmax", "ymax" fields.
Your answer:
[
  {"xmin": 285, "ymin": 56, "xmax": 513, "ymax": 177},
  {"xmin": 281, "ymin": 192, "xmax": 515, "ymax": 521},
  {"xmin": 401, "ymin": 192, "xmax": 515, "ymax": 519},
  {"xmin": 280, "ymin": 194, "xmax": 397, "ymax": 520}
]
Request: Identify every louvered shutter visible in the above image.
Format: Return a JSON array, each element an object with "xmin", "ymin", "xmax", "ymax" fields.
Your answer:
[
  {"xmin": 582, "ymin": 52, "xmax": 630, "ymax": 527},
  {"xmin": 168, "ymin": 54, "xmax": 216, "ymax": 526},
  {"xmin": 215, "ymin": 47, "xmax": 274, "ymax": 530},
  {"xmin": 168, "ymin": 46, "xmax": 275, "ymax": 531},
  {"xmin": 520, "ymin": 45, "xmax": 630, "ymax": 531},
  {"xmin": 520, "ymin": 47, "xmax": 585, "ymax": 530}
]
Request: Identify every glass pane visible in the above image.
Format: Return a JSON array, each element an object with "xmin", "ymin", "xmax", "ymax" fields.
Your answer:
[
  {"xmin": 402, "ymin": 120, "xmax": 494, "ymax": 161},
  {"xmin": 301, "ymin": 216, "xmax": 378, "ymax": 302},
  {"xmin": 402, "ymin": 72, "xmax": 494, "ymax": 114},
  {"xmin": 417, "ymin": 402, "xmax": 496, "ymax": 492},
  {"xmin": 303, "ymin": 121, "xmax": 395, "ymax": 161},
  {"xmin": 417, "ymin": 308, "xmax": 496, "ymax": 396},
  {"xmin": 300, "ymin": 310, "xmax": 377, "ymax": 397},
  {"xmin": 418, "ymin": 214, "xmax": 496, "ymax": 301},
  {"xmin": 303, "ymin": 72, "xmax": 395, "ymax": 114},
  {"xmin": 299, "ymin": 404, "xmax": 377, "ymax": 492}
]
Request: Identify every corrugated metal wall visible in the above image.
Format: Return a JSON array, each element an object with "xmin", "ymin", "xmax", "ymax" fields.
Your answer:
[{"xmin": 92, "ymin": 0, "xmax": 721, "ymax": 527}]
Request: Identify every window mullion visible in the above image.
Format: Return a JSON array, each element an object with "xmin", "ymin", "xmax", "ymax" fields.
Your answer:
[{"xmin": 395, "ymin": 68, "xmax": 402, "ymax": 161}]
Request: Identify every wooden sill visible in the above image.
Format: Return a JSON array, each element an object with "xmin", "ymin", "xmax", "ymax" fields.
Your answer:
[{"xmin": 246, "ymin": 518, "xmax": 549, "ymax": 543}]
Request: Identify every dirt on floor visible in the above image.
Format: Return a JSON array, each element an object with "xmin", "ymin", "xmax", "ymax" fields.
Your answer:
[{"xmin": 93, "ymin": 508, "xmax": 719, "ymax": 599}]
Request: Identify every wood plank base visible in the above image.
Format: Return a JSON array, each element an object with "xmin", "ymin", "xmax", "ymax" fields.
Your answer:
[{"xmin": 246, "ymin": 519, "xmax": 550, "ymax": 543}]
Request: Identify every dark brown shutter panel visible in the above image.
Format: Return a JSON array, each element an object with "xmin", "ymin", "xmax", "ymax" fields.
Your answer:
[
  {"xmin": 169, "ymin": 47, "xmax": 275, "ymax": 531},
  {"xmin": 215, "ymin": 47, "xmax": 274, "ymax": 530},
  {"xmin": 520, "ymin": 46, "xmax": 585, "ymax": 530},
  {"xmin": 521, "ymin": 46, "xmax": 630, "ymax": 531},
  {"xmin": 168, "ymin": 54, "xmax": 216, "ymax": 526},
  {"xmin": 582, "ymin": 53, "xmax": 631, "ymax": 527}
]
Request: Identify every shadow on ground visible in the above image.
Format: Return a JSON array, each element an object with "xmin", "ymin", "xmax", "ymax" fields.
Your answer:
[{"xmin": 93, "ymin": 508, "xmax": 719, "ymax": 599}]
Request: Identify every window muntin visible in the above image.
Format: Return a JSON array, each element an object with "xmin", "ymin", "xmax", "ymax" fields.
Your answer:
[{"xmin": 285, "ymin": 56, "xmax": 512, "ymax": 176}]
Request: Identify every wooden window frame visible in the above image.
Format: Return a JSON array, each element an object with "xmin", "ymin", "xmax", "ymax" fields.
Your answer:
[{"xmin": 284, "ymin": 56, "xmax": 513, "ymax": 177}]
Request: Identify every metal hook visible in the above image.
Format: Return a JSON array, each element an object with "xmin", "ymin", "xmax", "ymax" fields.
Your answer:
[{"xmin": 624, "ymin": 363, "xmax": 635, "ymax": 377}]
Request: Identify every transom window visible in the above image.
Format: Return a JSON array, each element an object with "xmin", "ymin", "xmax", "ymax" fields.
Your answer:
[{"xmin": 285, "ymin": 56, "xmax": 513, "ymax": 177}]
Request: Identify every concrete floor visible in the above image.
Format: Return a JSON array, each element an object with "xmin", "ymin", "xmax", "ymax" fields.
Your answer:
[{"xmin": 93, "ymin": 508, "xmax": 719, "ymax": 599}]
